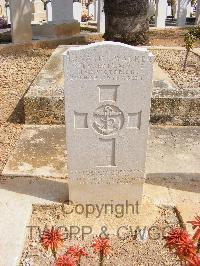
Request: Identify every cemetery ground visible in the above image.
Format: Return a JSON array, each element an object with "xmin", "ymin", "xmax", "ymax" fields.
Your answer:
[
  {"xmin": 0, "ymin": 47, "xmax": 53, "ymax": 172},
  {"xmin": 0, "ymin": 40, "xmax": 199, "ymax": 265}
]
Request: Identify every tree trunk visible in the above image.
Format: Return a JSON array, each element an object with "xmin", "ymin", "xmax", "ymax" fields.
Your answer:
[{"xmin": 104, "ymin": 0, "xmax": 149, "ymax": 45}]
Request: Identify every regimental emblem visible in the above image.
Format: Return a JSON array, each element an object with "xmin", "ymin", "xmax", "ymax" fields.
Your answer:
[{"xmin": 92, "ymin": 104, "xmax": 124, "ymax": 136}]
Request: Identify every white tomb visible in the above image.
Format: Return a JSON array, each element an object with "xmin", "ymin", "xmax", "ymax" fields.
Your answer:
[{"xmin": 64, "ymin": 42, "xmax": 153, "ymax": 204}]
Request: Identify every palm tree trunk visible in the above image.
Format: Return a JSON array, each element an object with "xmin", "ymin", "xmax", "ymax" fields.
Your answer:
[{"xmin": 104, "ymin": 0, "xmax": 149, "ymax": 45}]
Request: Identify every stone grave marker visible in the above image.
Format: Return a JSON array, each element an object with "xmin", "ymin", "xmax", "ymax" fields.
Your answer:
[
  {"xmin": 64, "ymin": 42, "xmax": 153, "ymax": 204},
  {"xmin": 10, "ymin": 0, "xmax": 32, "ymax": 43}
]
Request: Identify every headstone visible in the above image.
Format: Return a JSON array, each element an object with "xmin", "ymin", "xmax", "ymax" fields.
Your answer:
[
  {"xmin": 64, "ymin": 42, "xmax": 153, "ymax": 204},
  {"xmin": 51, "ymin": 0, "xmax": 75, "ymax": 24},
  {"xmin": 5, "ymin": 1, "xmax": 11, "ymax": 24},
  {"xmin": 10, "ymin": 0, "xmax": 32, "ymax": 43},
  {"xmin": 195, "ymin": 0, "xmax": 200, "ymax": 25},
  {"xmin": 186, "ymin": 1, "xmax": 191, "ymax": 17},
  {"xmin": 97, "ymin": 0, "xmax": 105, "ymax": 33},
  {"xmin": 31, "ymin": 0, "xmax": 46, "ymax": 23},
  {"xmin": 73, "ymin": 1, "xmax": 82, "ymax": 22},
  {"xmin": 177, "ymin": 0, "xmax": 190, "ymax": 26},
  {"xmin": 0, "ymin": 0, "xmax": 6, "ymax": 16},
  {"xmin": 149, "ymin": 1, "xmax": 156, "ymax": 18},
  {"xmin": 32, "ymin": 0, "xmax": 79, "ymax": 38},
  {"xmin": 46, "ymin": 1, "xmax": 52, "ymax": 22},
  {"xmin": 88, "ymin": 2, "xmax": 94, "ymax": 18},
  {"xmin": 167, "ymin": 5, "xmax": 171, "ymax": 17},
  {"xmin": 155, "ymin": 0, "xmax": 167, "ymax": 28},
  {"xmin": 94, "ymin": 0, "xmax": 98, "ymax": 21}
]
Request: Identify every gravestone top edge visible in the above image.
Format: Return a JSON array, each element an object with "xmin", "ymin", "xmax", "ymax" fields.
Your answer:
[{"xmin": 63, "ymin": 41, "xmax": 154, "ymax": 58}]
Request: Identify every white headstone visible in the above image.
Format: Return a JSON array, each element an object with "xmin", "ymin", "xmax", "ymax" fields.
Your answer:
[
  {"xmin": 6, "ymin": 6, "xmax": 11, "ymax": 24},
  {"xmin": 167, "ymin": 5, "xmax": 171, "ymax": 17},
  {"xmin": 94, "ymin": 0, "xmax": 98, "ymax": 21},
  {"xmin": 31, "ymin": 0, "xmax": 46, "ymax": 22},
  {"xmin": 10, "ymin": 0, "xmax": 32, "ymax": 43},
  {"xmin": 73, "ymin": 2, "xmax": 82, "ymax": 22},
  {"xmin": 51, "ymin": 0, "xmax": 75, "ymax": 24},
  {"xmin": 186, "ymin": 1, "xmax": 191, "ymax": 17},
  {"xmin": 97, "ymin": 0, "xmax": 105, "ymax": 33},
  {"xmin": 88, "ymin": 2, "xmax": 94, "ymax": 18},
  {"xmin": 64, "ymin": 42, "xmax": 153, "ymax": 203},
  {"xmin": 177, "ymin": 0, "xmax": 190, "ymax": 26},
  {"xmin": 155, "ymin": 0, "xmax": 168, "ymax": 28},
  {"xmin": 46, "ymin": 1, "xmax": 52, "ymax": 22}
]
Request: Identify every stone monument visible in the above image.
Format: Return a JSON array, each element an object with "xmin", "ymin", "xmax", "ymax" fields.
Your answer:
[
  {"xmin": 32, "ymin": 0, "xmax": 80, "ymax": 38},
  {"xmin": 10, "ymin": 0, "xmax": 32, "ymax": 43},
  {"xmin": 64, "ymin": 42, "xmax": 153, "ymax": 204}
]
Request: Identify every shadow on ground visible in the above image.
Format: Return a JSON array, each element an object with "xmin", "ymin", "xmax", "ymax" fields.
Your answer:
[
  {"xmin": 0, "ymin": 175, "xmax": 69, "ymax": 202},
  {"xmin": 146, "ymin": 173, "xmax": 200, "ymax": 193}
]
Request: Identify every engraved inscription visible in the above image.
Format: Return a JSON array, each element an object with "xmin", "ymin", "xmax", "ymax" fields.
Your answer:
[
  {"xmin": 92, "ymin": 105, "xmax": 124, "ymax": 136},
  {"xmin": 65, "ymin": 50, "xmax": 151, "ymax": 81}
]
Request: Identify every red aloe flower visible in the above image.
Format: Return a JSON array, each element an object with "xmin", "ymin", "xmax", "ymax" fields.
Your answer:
[
  {"xmin": 54, "ymin": 255, "xmax": 75, "ymax": 266},
  {"xmin": 187, "ymin": 255, "xmax": 200, "ymax": 266},
  {"xmin": 66, "ymin": 246, "xmax": 89, "ymax": 265},
  {"xmin": 188, "ymin": 216, "xmax": 200, "ymax": 241},
  {"xmin": 91, "ymin": 237, "xmax": 112, "ymax": 256},
  {"xmin": 40, "ymin": 227, "xmax": 63, "ymax": 258},
  {"xmin": 91, "ymin": 237, "xmax": 112, "ymax": 266},
  {"xmin": 175, "ymin": 238, "xmax": 196, "ymax": 261},
  {"xmin": 164, "ymin": 228, "xmax": 191, "ymax": 250}
]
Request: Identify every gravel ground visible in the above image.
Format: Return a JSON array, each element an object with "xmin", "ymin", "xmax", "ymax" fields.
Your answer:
[
  {"xmin": 20, "ymin": 205, "xmax": 180, "ymax": 266},
  {"xmin": 0, "ymin": 48, "xmax": 53, "ymax": 173},
  {"xmin": 152, "ymin": 49, "xmax": 200, "ymax": 89},
  {"xmin": 148, "ymin": 28, "xmax": 200, "ymax": 47}
]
